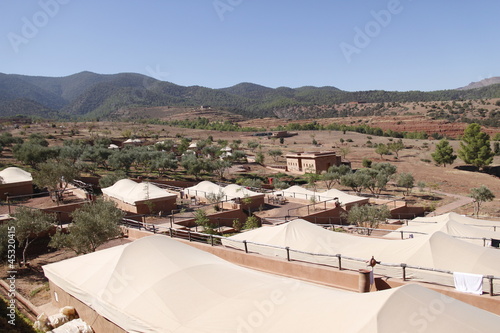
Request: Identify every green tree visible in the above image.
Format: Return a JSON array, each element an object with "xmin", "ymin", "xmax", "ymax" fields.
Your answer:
[
  {"xmin": 193, "ymin": 209, "xmax": 217, "ymax": 234},
  {"xmin": 151, "ymin": 153, "xmax": 178, "ymax": 177},
  {"xmin": 12, "ymin": 142, "xmax": 57, "ymax": 169},
  {"xmin": 12, "ymin": 207, "xmax": 55, "ymax": 265},
  {"xmin": 244, "ymin": 215, "xmax": 260, "ymax": 230},
  {"xmin": 344, "ymin": 204, "xmax": 390, "ymax": 234},
  {"xmin": 247, "ymin": 141, "xmax": 259, "ymax": 152},
  {"xmin": 181, "ymin": 154, "xmax": 212, "ymax": 179},
  {"xmin": 33, "ymin": 160, "xmax": 81, "ymax": 204},
  {"xmin": 494, "ymin": 142, "xmax": 500, "ymax": 156},
  {"xmin": 388, "ymin": 139, "xmax": 405, "ymax": 159},
  {"xmin": 99, "ymin": 171, "xmax": 127, "ymax": 188},
  {"xmin": 340, "ymin": 172, "xmax": 367, "ymax": 194},
  {"xmin": 458, "ymin": 123, "xmax": 494, "ymax": 170},
  {"xmin": 107, "ymin": 150, "xmax": 135, "ymax": 173},
  {"xmin": 339, "ymin": 146, "xmax": 351, "ymax": 160},
  {"xmin": 50, "ymin": 199, "xmax": 125, "ymax": 254},
  {"xmin": 469, "ymin": 185, "xmax": 495, "ymax": 217},
  {"xmin": 397, "ymin": 173, "xmax": 415, "ymax": 195},
  {"xmin": 305, "ymin": 173, "xmax": 321, "ymax": 192},
  {"xmin": 375, "ymin": 143, "xmax": 390, "ymax": 159},
  {"xmin": 268, "ymin": 149, "xmax": 283, "ymax": 162},
  {"xmin": 321, "ymin": 165, "xmax": 351, "ymax": 190},
  {"xmin": 82, "ymin": 145, "xmax": 112, "ymax": 172},
  {"xmin": 431, "ymin": 139, "xmax": 457, "ymax": 167},
  {"xmin": 272, "ymin": 179, "xmax": 289, "ymax": 190},
  {"xmin": 255, "ymin": 151, "xmax": 265, "ymax": 164}
]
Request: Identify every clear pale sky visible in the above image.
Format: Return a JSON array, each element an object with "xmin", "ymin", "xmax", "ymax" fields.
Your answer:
[{"xmin": 1, "ymin": 0, "xmax": 499, "ymax": 92}]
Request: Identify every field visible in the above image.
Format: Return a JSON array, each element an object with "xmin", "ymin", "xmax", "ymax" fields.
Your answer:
[{"xmin": 3, "ymin": 114, "xmax": 500, "ymax": 216}]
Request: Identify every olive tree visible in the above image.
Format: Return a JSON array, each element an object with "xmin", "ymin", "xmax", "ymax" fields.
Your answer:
[
  {"xmin": 33, "ymin": 160, "xmax": 81, "ymax": 204},
  {"xmin": 50, "ymin": 199, "xmax": 125, "ymax": 254},
  {"xmin": 12, "ymin": 207, "xmax": 56, "ymax": 266},
  {"xmin": 469, "ymin": 185, "xmax": 495, "ymax": 217},
  {"xmin": 343, "ymin": 204, "xmax": 390, "ymax": 235},
  {"xmin": 397, "ymin": 173, "xmax": 415, "ymax": 196}
]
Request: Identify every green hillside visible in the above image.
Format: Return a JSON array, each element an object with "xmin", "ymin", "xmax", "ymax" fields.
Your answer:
[{"xmin": 1, "ymin": 71, "xmax": 500, "ymax": 121}]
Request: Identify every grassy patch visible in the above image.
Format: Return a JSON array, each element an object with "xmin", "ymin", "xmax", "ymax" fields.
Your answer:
[
  {"xmin": 29, "ymin": 283, "xmax": 49, "ymax": 298},
  {"xmin": 0, "ymin": 295, "xmax": 40, "ymax": 333}
]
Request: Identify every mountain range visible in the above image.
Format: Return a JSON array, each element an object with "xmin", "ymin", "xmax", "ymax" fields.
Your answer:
[{"xmin": 1, "ymin": 71, "xmax": 500, "ymax": 120}]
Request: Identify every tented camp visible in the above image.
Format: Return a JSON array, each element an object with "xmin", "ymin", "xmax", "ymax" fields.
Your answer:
[
  {"xmin": 272, "ymin": 185, "xmax": 368, "ymax": 208},
  {"xmin": 102, "ymin": 179, "xmax": 177, "ymax": 214},
  {"xmin": 385, "ymin": 212, "xmax": 500, "ymax": 246},
  {"xmin": 223, "ymin": 219, "xmax": 500, "ymax": 288},
  {"xmin": 43, "ymin": 235, "xmax": 500, "ymax": 333},
  {"xmin": 184, "ymin": 181, "xmax": 265, "ymax": 210},
  {"xmin": 0, "ymin": 167, "xmax": 33, "ymax": 200}
]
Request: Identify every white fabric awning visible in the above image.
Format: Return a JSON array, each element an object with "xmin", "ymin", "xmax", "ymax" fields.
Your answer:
[{"xmin": 43, "ymin": 235, "xmax": 500, "ymax": 332}]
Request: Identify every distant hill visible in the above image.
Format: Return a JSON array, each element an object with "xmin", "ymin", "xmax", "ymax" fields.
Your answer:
[
  {"xmin": 458, "ymin": 77, "xmax": 500, "ymax": 90},
  {"xmin": 1, "ymin": 71, "xmax": 500, "ymax": 120}
]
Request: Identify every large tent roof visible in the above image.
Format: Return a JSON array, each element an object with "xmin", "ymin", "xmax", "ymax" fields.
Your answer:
[
  {"xmin": 223, "ymin": 219, "xmax": 500, "ymax": 277},
  {"xmin": 43, "ymin": 235, "xmax": 500, "ymax": 333},
  {"xmin": 185, "ymin": 181, "xmax": 263, "ymax": 201},
  {"xmin": 101, "ymin": 179, "xmax": 176, "ymax": 205},
  {"xmin": 273, "ymin": 185, "xmax": 368, "ymax": 206},
  {"xmin": 0, "ymin": 167, "xmax": 32, "ymax": 184},
  {"xmin": 385, "ymin": 212, "xmax": 500, "ymax": 245},
  {"xmin": 413, "ymin": 212, "xmax": 500, "ymax": 230}
]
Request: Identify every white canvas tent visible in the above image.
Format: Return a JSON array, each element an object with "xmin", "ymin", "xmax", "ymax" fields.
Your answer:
[
  {"xmin": 385, "ymin": 212, "xmax": 500, "ymax": 246},
  {"xmin": 223, "ymin": 219, "xmax": 500, "ymax": 281},
  {"xmin": 272, "ymin": 185, "xmax": 368, "ymax": 206},
  {"xmin": 185, "ymin": 181, "xmax": 263, "ymax": 201},
  {"xmin": 0, "ymin": 167, "xmax": 32, "ymax": 184},
  {"xmin": 43, "ymin": 235, "xmax": 500, "ymax": 333},
  {"xmin": 101, "ymin": 179, "xmax": 176, "ymax": 205},
  {"xmin": 412, "ymin": 212, "xmax": 500, "ymax": 231}
]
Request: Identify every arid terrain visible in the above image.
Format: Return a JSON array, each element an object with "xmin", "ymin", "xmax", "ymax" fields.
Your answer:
[{"xmin": 2, "ymin": 114, "xmax": 500, "ymax": 313}]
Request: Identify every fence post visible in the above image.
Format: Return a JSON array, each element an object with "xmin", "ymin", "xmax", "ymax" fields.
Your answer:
[
  {"xmin": 188, "ymin": 230, "xmax": 192, "ymax": 242},
  {"xmin": 169, "ymin": 228, "xmax": 173, "ymax": 238},
  {"xmin": 210, "ymin": 235, "xmax": 214, "ymax": 246},
  {"xmin": 336, "ymin": 254, "xmax": 342, "ymax": 270},
  {"xmin": 5, "ymin": 193, "xmax": 10, "ymax": 215},
  {"xmin": 286, "ymin": 247, "xmax": 290, "ymax": 261},
  {"xmin": 400, "ymin": 231, "xmax": 404, "ymax": 240},
  {"xmin": 243, "ymin": 240, "xmax": 248, "ymax": 253},
  {"xmin": 487, "ymin": 275, "xmax": 494, "ymax": 296},
  {"xmin": 401, "ymin": 263, "xmax": 407, "ymax": 281},
  {"xmin": 483, "ymin": 238, "xmax": 486, "ymax": 247}
]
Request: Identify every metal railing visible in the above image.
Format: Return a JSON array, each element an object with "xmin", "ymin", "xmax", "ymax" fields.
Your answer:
[{"xmin": 124, "ymin": 224, "xmax": 500, "ymax": 296}]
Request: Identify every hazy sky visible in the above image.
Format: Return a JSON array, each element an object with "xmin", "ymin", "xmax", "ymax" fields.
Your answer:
[{"xmin": 1, "ymin": 0, "xmax": 499, "ymax": 91}]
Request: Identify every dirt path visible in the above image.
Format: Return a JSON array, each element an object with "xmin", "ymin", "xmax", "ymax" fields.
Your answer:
[{"xmin": 425, "ymin": 190, "xmax": 474, "ymax": 216}]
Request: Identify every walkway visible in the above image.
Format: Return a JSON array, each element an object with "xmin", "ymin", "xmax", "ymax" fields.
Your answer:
[{"xmin": 425, "ymin": 189, "xmax": 474, "ymax": 217}]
